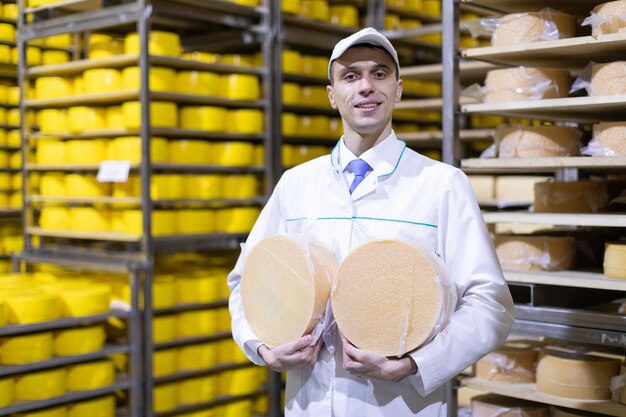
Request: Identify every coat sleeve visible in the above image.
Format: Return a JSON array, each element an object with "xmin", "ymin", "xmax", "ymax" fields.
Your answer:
[
  {"xmin": 227, "ymin": 174, "xmax": 288, "ymax": 366},
  {"xmin": 407, "ymin": 169, "xmax": 514, "ymax": 395}
]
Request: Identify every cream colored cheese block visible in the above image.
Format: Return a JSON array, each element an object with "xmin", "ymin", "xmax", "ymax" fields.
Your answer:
[
  {"xmin": 493, "ymin": 11, "xmax": 576, "ymax": 46},
  {"xmin": 591, "ymin": 0, "xmax": 626, "ymax": 36},
  {"xmin": 485, "ymin": 67, "xmax": 571, "ymax": 103},
  {"xmin": 534, "ymin": 180, "xmax": 609, "ymax": 213},
  {"xmin": 604, "ymin": 242, "xmax": 626, "ymax": 279},
  {"xmin": 592, "ymin": 122, "xmax": 626, "ymax": 155},
  {"xmin": 332, "ymin": 240, "xmax": 448, "ymax": 357},
  {"xmin": 471, "ymin": 394, "xmax": 550, "ymax": 417},
  {"xmin": 468, "ymin": 175, "xmax": 496, "ymax": 201},
  {"xmin": 475, "ymin": 340, "xmax": 540, "ymax": 383},
  {"xmin": 241, "ymin": 235, "xmax": 336, "ymax": 348},
  {"xmin": 495, "ymin": 235, "xmax": 575, "ymax": 271},
  {"xmin": 592, "ymin": 62, "xmax": 626, "ymax": 96},
  {"xmin": 536, "ymin": 348, "xmax": 621, "ymax": 400},
  {"xmin": 496, "ymin": 126, "xmax": 581, "ymax": 158},
  {"xmin": 495, "ymin": 176, "xmax": 552, "ymax": 203}
]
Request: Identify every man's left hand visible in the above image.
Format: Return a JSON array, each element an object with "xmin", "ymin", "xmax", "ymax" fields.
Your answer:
[{"xmin": 340, "ymin": 332, "xmax": 416, "ymax": 382}]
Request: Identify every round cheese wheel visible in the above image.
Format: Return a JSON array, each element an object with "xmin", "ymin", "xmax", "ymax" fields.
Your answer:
[
  {"xmin": 492, "ymin": 11, "xmax": 575, "ymax": 46},
  {"xmin": 494, "ymin": 235, "xmax": 575, "ymax": 271},
  {"xmin": 332, "ymin": 240, "xmax": 447, "ymax": 357},
  {"xmin": 591, "ymin": 0, "xmax": 626, "ymax": 37},
  {"xmin": 475, "ymin": 340, "xmax": 540, "ymax": 383},
  {"xmin": 536, "ymin": 348, "xmax": 621, "ymax": 400},
  {"xmin": 471, "ymin": 394, "xmax": 549, "ymax": 417},
  {"xmin": 593, "ymin": 122, "xmax": 626, "ymax": 156},
  {"xmin": 534, "ymin": 180, "xmax": 609, "ymax": 213},
  {"xmin": 592, "ymin": 61, "xmax": 626, "ymax": 96},
  {"xmin": 485, "ymin": 67, "xmax": 571, "ymax": 103},
  {"xmin": 604, "ymin": 242, "xmax": 626, "ymax": 279},
  {"xmin": 496, "ymin": 125, "xmax": 581, "ymax": 158},
  {"xmin": 241, "ymin": 235, "xmax": 336, "ymax": 348}
]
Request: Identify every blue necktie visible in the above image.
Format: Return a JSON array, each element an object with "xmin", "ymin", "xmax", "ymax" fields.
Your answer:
[{"xmin": 348, "ymin": 159, "xmax": 371, "ymax": 194}]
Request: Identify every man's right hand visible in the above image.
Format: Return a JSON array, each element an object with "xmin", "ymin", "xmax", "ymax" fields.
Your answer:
[{"xmin": 258, "ymin": 335, "xmax": 323, "ymax": 372}]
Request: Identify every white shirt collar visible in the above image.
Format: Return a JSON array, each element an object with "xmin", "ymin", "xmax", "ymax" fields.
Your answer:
[{"xmin": 336, "ymin": 131, "xmax": 405, "ymax": 178}]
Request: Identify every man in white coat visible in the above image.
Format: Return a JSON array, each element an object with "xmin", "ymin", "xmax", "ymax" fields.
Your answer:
[{"xmin": 228, "ymin": 27, "xmax": 514, "ymax": 416}]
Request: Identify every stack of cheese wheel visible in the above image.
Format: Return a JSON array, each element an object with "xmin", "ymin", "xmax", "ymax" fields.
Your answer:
[
  {"xmin": 332, "ymin": 240, "xmax": 448, "ymax": 357},
  {"xmin": 591, "ymin": 62, "xmax": 626, "ymax": 96},
  {"xmin": 475, "ymin": 340, "xmax": 541, "ymax": 383},
  {"xmin": 484, "ymin": 67, "xmax": 571, "ymax": 103},
  {"xmin": 604, "ymin": 242, "xmax": 626, "ymax": 279},
  {"xmin": 494, "ymin": 235, "xmax": 575, "ymax": 271},
  {"xmin": 536, "ymin": 347, "xmax": 621, "ymax": 400},
  {"xmin": 492, "ymin": 10, "xmax": 575, "ymax": 46},
  {"xmin": 588, "ymin": 122, "xmax": 626, "ymax": 156},
  {"xmin": 471, "ymin": 394, "xmax": 549, "ymax": 417},
  {"xmin": 241, "ymin": 235, "xmax": 336, "ymax": 348},
  {"xmin": 534, "ymin": 180, "xmax": 609, "ymax": 213},
  {"xmin": 589, "ymin": 0, "xmax": 626, "ymax": 37},
  {"xmin": 496, "ymin": 125, "xmax": 581, "ymax": 158}
]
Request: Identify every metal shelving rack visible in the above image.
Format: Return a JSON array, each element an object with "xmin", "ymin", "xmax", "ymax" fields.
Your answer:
[{"xmin": 443, "ymin": 1, "xmax": 626, "ymax": 415}]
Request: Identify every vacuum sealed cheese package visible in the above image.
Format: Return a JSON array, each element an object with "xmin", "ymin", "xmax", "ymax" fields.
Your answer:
[{"xmin": 582, "ymin": 0, "xmax": 626, "ymax": 37}]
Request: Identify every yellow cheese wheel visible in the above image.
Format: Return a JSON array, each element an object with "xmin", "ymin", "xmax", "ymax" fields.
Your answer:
[
  {"xmin": 0, "ymin": 332, "xmax": 54, "ymax": 364},
  {"xmin": 83, "ymin": 69, "xmax": 122, "ymax": 94},
  {"xmin": 41, "ymin": 281, "xmax": 111, "ymax": 317},
  {"xmin": 122, "ymin": 66, "xmax": 176, "ymax": 92},
  {"xmin": 591, "ymin": 122, "xmax": 626, "ymax": 156},
  {"xmin": 89, "ymin": 34, "xmax": 123, "ymax": 59},
  {"xmin": 282, "ymin": 82, "xmax": 301, "ymax": 104},
  {"xmin": 67, "ymin": 360, "xmax": 115, "ymax": 391},
  {"xmin": 15, "ymin": 368, "xmax": 67, "ymax": 400},
  {"xmin": 176, "ymin": 71, "xmax": 221, "ymax": 96},
  {"xmin": 35, "ymin": 77, "xmax": 72, "ymax": 99},
  {"xmin": 13, "ymin": 407, "xmax": 68, "ymax": 417},
  {"xmin": 64, "ymin": 174, "xmax": 109, "ymax": 198},
  {"xmin": 176, "ymin": 309, "xmax": 218, "ymax": 337},
  {"xmin": 153, "ymin": 382, "xmax": 179, "ymax": 412},
  {"xmin": 300, "ymin": 0, "xmax": 329, "ymax": 20},
  {"xmin": 42, "ymin": 50, "xmax": 70, "ymax": 65},
  {"xmin": 179, "ymin": 106, "xmax": 226, "ymax": 131},
  {"xmin": 40, "ymin": 173, "xmax": 66, "ymax": 196},
  {"xmin": 179, "ymin": 375, "xmax": 218, "ymax": 404},
  {"xmin": 68, "ymin": 207, "xmax": 111, "ymax": 233},
  {"xmin": 0, "ymin": 377, "xmax": 13, "ymax": 407},
  {"xmin": 151, "ymin": 174, "xmax": 185, "ymax": 199},
  {"xmin": 495, "ymin": 235, "xmax": 575, "ymax": 271},
  {"xmin": 282, "ymin": 49, "xmax": 301, "ymax": 73},
  {"xmin": 37, "ymin": 110, "xmax": 68, "ymax": 134},
  {"xmin": 282, "ymin": 112, "xmax": 299, "ymax": 135},
  {"xmin": 333, "ymin": 240, "xmax": 447, "ymax": 356},
  {"xmin": 221, "ymin": 175, "xmax": 258, "ymax": 198},
  {"xmin": 169, "ymin": 139, "xmax": 212, "ymax": 164},
  {"xmin": 298, "ymin": 115, "xmax": 330, "ymax": 137},
  {"xmin": 591, "ymin": 61, "xmax": 626, "ymax": 96},
  {"xmin": 153, "ymin": 275, "xmax": 177, "ymax": 309},
  {"xmin": 492, "ymin": 11, "xmax": 575, "ymax": 46},
  {"xmin": 67, "ymin": 396, "xmax": 115, "ymax": 417},
  {"xmin": 121, "ymin": 101, "xmax": 177, "ymax": 129},
  {"xmin": 224, "ymin": 74, "xmax": 260, "ymax": 100},
  {"xmin": 496, "ymin": 125, "xmax": 581, "ymax": 158},
  {"xmin": 176, "ymin": 271, "xmax": 221, "ymax": 304},
  {"xmin": 591, "ymin": 0, "xmax": 626, "ymax": 36},
  {"xmin": 329, "ymin": 5, "xmax": 359, "ymax": 27},
  {"xmin": 124, "ymin": 31, "xmax": 181, "ymax": 57},
  {"xmin": 65, "ymin": 139, "xmax": 107, "ymax": 164},
  {"xmin": 536, "ymin": 348, "xmax": 621, "ymax": 399},
  {"xmin": 176, "ymin": 209, "xmax": 215, "ymax": 234},
  {"xmin": 241, "ymin": 235, "xmax": 336, "ymax": 348},
  {"xmin": 177, "ymin": 342, "xmax": 219, "ymax": 370},
  {"xmin": 475, "ymin": 340, "xmax": 540, "ymax": 383},
  {"xmin": 221, "ymin": 367, "xmax": 262, "ymax": 395},
  {"xmin": 45, "ymin": 34, "xmax": 71, "ymax": 47},
  {"xmin": 471, "ymin": 394, "xmax": 549, "ymax": 417},
  {"xmin": 54, "ymin": 325, "xmax": 106, "ymax": 356},
  {"xmin": 485, "ymin": 67, "xmax": 571, "ymax": 103},
  {"xmin": 213, "ymin": 142, "xmax": 255, "ymax": 166},
  {"xmin": 4, "ymin": 289, "xmax": 61, "ymax": 324},
  {"xmin": 534, "ymin": 180, "xmax": 609, "ymax": 213},
  {"xmin": 216, "ymin": 207, "xmax": 260, "ymax": 233},
  {"xmin": 153, "ymin": 348, "xmax": 177, "ymax": 377},
  {"xmin": 226, "ymin": 109, "xmax": 264, "ymax": 134},
  {"xmin": 40, "ymin": 207, "xmax": 70, "ymax": 230},
  {"xmin": 604, "ymin": 242, "xmax": 626, "ymax": 279},
  {"xmin": 105, "ymin": 106, "xmax": 125, "ymax": 129},
  {"xmin": 107, "ymin": 136, "xmax": 169, "ymax": 163},
  {"xmin": 184, "ymin": 175, "xmax": 222, "ymax": 199}
]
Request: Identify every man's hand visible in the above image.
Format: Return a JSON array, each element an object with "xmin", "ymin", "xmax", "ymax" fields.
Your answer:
[
  {"xmin": 340, "ymin": 332, "xmax": 416, "ymax": 382},
  {"xmin": 258, "ymin": 335, "xmax": 323, "ymax": 372}
]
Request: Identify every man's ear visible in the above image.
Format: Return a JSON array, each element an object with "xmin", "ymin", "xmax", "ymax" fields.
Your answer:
[
  {"xmin": 327, "ymin": 85, "xmax": 337, "ymax": 109},
  {"xmin": 395, "ymin": 78, "xmax": 403, "ymax": 103}
]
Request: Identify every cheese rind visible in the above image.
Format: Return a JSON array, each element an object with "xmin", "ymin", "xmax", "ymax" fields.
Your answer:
[
  {"xmin": 475, "ymin": 340, "xmax": 540, "ymax": 383},
  {"xmin": 494, "ymin": 235, "xmax": 575, "ymax": 271},
  {"xmin": 534, "ymin": 180, "xmax": 609, "ymax": 213},
  {"xmin": 496, "ymin": 125, "xmax": 581, "ymax": 158},
  {"xmin": 604, "ymin": 242, "xmax": 626, "ymax": 279},
  {"xmin": 332, "ymin": 240, "xmax": 448, "ymax": 357},
  {"xmin": 485, "ymin": 67, "xmax": 571, "ymax": 103},
  {"xmin": 591, "ymin": 0, "xmax": 626, "ymax": 37},
  {"xmin": 584, "ymin": 122, "xmax": 626, "ymax": 156},
  {"xmin": 591, "ymin": 61, "xmax": 626, "ymax": 96},
  {"xmin": 471, "ymin": 394, "xmax": 550, "ymax": 417},
  {"xmin": 241, "ymin": 235, "xmax": 336, "ymax": 348},
  {"xmin": 492, "ymin": 11, "xmax": 576, "ymax": 46}
]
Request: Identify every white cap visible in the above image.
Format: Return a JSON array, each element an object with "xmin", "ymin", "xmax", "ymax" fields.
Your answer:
[{"xmin": 328, "ymin": 27, "xmax": 399, "ymax": 80}]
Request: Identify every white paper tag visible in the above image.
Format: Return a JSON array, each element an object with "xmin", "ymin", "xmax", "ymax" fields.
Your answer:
[{"xmin": 97, "ymin": 160, "xmax": 131, "ymax": 182}]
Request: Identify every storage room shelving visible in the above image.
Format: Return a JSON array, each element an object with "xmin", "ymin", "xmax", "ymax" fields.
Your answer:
[{"xmin": 444, "ymin": 0, "xmax": 626, "ymax": 415}]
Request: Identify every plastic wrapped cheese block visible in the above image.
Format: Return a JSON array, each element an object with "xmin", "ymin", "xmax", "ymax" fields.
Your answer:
[
  {"xmin": 494, "ymin": 235, "xmax": 575, "ymax": 271},
  {"xmin": 241, "ymin": 235, "xmax": 336, "ymax": 348},
  {"xmin": 534, "ymin": 180, "xmax": 609, "ymax": 213},
  {"xmin": 475, "ymin": 340, "xmax": 541, "ymax": 383},
  {"xmin": 536, "ymin": 347, "xmax": 621, "ymax": 400},
  {"xmin": 586, "ymin": 0, "xmax": 626, "ymax": 37},
  {"xmin": 592, "ymin": 62, "xmax": 626, "ymax": 96},
  {"xmin": 583, "ymin": 122, "xmax": 626, "ymax": 156},
  {"xmin": 485, "ymin": 67, "xmax": 571, "ymax": 103},
  {"xmin": 332, "ymin": 240, "xmax": 452, "ymax": 357},
  {"xmin": 471, "ymin": 394, "xmax": 550, "ymax": 417},
  {"xmin": 496, "ymin": 125, "xmax": 581, "ymax": 158},
  {"xmin": 492, "ymin": 10, "xmax": 576, "ymax": 46},
  {"xmin": 604, "ymin": 242, "xmax": 626, "ymax": 279}
]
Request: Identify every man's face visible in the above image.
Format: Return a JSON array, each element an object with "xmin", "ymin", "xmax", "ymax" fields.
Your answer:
[{"xmin": 327, "ymin": 46, "xmax": 402, "ymax": 137}]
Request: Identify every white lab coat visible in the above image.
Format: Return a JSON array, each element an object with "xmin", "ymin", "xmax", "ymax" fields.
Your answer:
[{"xmin": 228, "ymin": 133, "xmax": 514, "ymax": 417}]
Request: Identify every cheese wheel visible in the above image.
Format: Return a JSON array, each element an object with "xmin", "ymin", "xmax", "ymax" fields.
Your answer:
[
  {"xmin": 588, "ymin": 122, "xmax": 626, "ymax": 156},
  {"xmin": 591, "ymin": 0, "xmax": 626, "ymax": 36},
  {"xmin": 468, "ymin": 175, "xmax": 496, "ymax": 201},
  {"xmin": 475, "ymin": 340, "xmax": 540, "ymax": 383},
  {"xmin": 241, "ymin": 235, "xmax": 336, "ymax": 348},
  {"xmin": 332, "ymin": 240, "xmax": 447, "ymax": 356},
  {"xmin": 495, "ymin": 235, "xmax": 575, "ymax": 271},
  {"xmin": 496, "ymin": 126, "xmax": 581, "ymax": 158},
  {"xmin": 471, "ymin": 394, "xmax": 550, "ymax": 417},
  {"xmin": 604, "ymin": 242, "xmax": 626, "ymax": 279},
  {"xmin": 536, "ymin": 348, "xmax": 621, "ymax": 400},
  {"xmin": 493, "ymin": 11, "xmax": 575, "ymax": 46},
  {"xmin": 592, "ymin": 61, "xmax": 626, "ymax": 96},
  {"xmin": 495, "ymin": 176, "xmax": 551, "ymax": 203},
  {"xmin": 534, "ymin": 180, "xmax": 609, "ymax": 213},
  {"xmin": 485, "ymin": 67, "xmax": 571, "ymax": 103}
]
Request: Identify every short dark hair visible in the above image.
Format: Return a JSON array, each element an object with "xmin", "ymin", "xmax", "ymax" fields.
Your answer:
[{"xmin": 329, "ymin": 43, "xmax": 399, "ymax": 86}]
